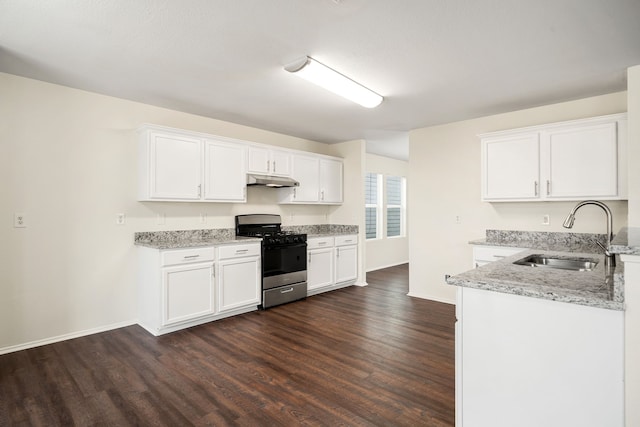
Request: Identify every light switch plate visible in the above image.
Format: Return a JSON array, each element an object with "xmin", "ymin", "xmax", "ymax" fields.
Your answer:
[{"xmin": 14, "ymin": 213, "xmax": 27, "ymax": 228}]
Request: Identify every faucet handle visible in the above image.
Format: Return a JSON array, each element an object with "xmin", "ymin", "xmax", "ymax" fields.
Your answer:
[{"xmin": 594, "ymin": 239, "xmax": 609, "ymax": 254}]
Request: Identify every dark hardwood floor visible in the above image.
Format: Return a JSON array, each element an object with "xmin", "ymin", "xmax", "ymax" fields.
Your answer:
[{"xmin": 0, "ymin": 264, "xmax": 455, "ymax": 426}]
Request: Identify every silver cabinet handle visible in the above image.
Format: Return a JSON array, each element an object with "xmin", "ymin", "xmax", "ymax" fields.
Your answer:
[
  {"xmin": 293, "ymin": 188, "xmax": 296, "ymax": 199},
  {"xmin": 281, "ymin": 287, "xmax": 294, "ymax": 294},
  {"xmin": 267, "ymin": 159, "xmax": 270, "ymax": 172},
  {"xmin": 546, "ymin": 180, "xmax": 551, "ymax": 195},
  {"xmin": 475, "ymin": 262, "xmax": 479, "ymax": 268},
  {"xmin": 336, "ymin": 248, "xmax": 340, "ymax": 258},
  {"xmin": 534, "ymin": 181, "xmax": 538, "ymax": 196},
  {"xmin": 197, "ymin": 184, "xmax": 202, "ymax": 198},
  {"xmin": 235, "ymin": 249, "xmax": 248, "ymax": 254},
  {"xmin": 494, "ymin": 255, "xmax": 506, "ymax": 259},
  {"xmin": 321, "ymin": 190, "xmax": 325, "ymax": 200},
  {"xmin": 183, "ymin": 255, "xmax": 200, "ymax": 259},
  {"xmin": 344, "ymin": 239, "xmax": 353, "ymax": 243},
  {"xmin": 318, "ymin": 242, "xmax": 327, "ymax": 246},
  {"xmin": 273, "ymin": 160, "xmax": 276, "ymax": 173}
]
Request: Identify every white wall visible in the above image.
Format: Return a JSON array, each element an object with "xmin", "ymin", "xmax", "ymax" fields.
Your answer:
[
  {"xmin": 0, "ymin": 72, "xmax": 351, "ymax": 352},
  {"xmin": 408, "ymin": 92, "xmax": 628, "ymax": 303},
  {"xmin": 624, "ymin": 64, "xmax": 640, "ymax": 426},
  {"xmin": 365, "ymin": 153, "xmax": 409, "ymax": 271},
  {"xmin": 326, "ymin": 140, "xmax": 367, "ymax": 286}
]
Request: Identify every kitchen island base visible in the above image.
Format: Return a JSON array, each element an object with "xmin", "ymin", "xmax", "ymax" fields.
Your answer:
[{"xmin": 456, "ymin": 286, "xmax": 623, "ymax": 427}]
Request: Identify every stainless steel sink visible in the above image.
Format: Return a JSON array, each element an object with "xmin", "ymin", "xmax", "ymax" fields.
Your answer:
[{"xmin": 513, "ymin": 254, "xmax": 599, "ymax": 271}]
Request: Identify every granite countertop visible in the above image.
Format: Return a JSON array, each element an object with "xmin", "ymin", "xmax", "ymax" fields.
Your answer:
[
  {"xmin": 135, "ymin": 236, "xmax": 261, "ymax": 250},
  {"xmin": 134, "ymin": 224, "xmax": 359, "ymax": 250},
  {"xmin": 610, "ymin": 227, "xmax": 640, "ymax": 255},
  {"xmin": 446, "ymin": 230, "xmax": 624, "ymax": 311}
]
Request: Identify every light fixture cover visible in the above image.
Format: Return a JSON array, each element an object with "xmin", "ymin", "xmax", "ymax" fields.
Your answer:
[{"xmin": 285, "ymin": 56, "xmax": 383, "ymax": 108}]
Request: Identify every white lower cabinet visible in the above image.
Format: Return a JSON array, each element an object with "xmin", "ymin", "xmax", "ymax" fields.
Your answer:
[
  {"xmin": 162, "ymin": 262, "xmax": 215, "ymax": 326},
  {"xmin": 472, "ymin": 245, "xmax": 525, "ymax": 268},
  {"xmin": 138, "ymin": 243, "xmax": 261, "ymax": 336},
  {"xmin": 307, "ymin": 237, "xmax": 335, "ymax": 294},
  {"xmin": 306, "ymin": 235, "xmax": 358, "ymax": 296},
  {"xmin": 335, "ymin": 235, "xmax": 358, "ymax": 284},
  {"xmin": 217, "ymin": 244, "xmax": 261, "ymax": 313},
  {"xmin": 456, "ymin": 286, "xmax": 624, "ymax": 427}
]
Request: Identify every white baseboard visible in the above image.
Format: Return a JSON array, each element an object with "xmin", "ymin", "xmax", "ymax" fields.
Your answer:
[
  {"xmin": 0, "ymin": 319, "xmax": 138, "ymax": 355},
  {"xmin": 406, "ymin": 292, "xmax": 455, "ymax": 305},
  {"xmin": 354, "ymin": 281, "xmax": 368, "ymax": 287},
  {"xmin": 366, "ymin": 260, "xmax": 409, "ymax": 272}
]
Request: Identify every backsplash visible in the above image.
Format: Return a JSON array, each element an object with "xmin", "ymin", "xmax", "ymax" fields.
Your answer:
[{"xmin": 485, "ymin": 229, "xmax": 608, "ymax": 253}]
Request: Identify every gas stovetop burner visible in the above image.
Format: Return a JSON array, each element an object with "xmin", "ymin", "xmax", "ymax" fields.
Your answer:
[{"xmin": 235, "ymin": 214, "xmax": 306, "ymax": 245}]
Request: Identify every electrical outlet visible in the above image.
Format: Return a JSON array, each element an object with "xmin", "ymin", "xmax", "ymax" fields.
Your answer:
[
  {"xmin": 14, "ymin": 213, "xmax": 27, "ymax": 228},
  {"xmin": 455, "ymin": 215, "xmax": 462, "ymax": 224},
  {"xmin": 542, "ymin": 214, "xmax": 550, "ymax": 226},
  {"xmin": 116, "ymin": 213, "xmax": 126, "ymax": 225}
]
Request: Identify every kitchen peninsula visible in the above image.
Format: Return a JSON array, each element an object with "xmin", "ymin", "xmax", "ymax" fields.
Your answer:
[{"xmin": 446, "ymin": 230, "xmax": 624, "ymax": 427}]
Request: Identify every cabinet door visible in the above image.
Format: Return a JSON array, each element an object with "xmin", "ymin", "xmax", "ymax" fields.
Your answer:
[
  {"xmin": 247, "ymin": 147, "xmax": 270, "ymax": 174},
  {"xmin": 218, "ymin": 257, "xmax": 261, "ymax": 312},
  {"xmin": 271, "ymin": 150, "xmax": 292, "ymax": 177},
  {"xmin": 149, "ymin": 132, "xmax": 202, "ymax": 200},
  {"xmin": 162, "ymin": 263, "xmax": 215, "ymax": 326},
  {"xmin": 291, "ymin": 155, "xmax": 320, "ymax": 202},
  {"xmin": 542, "ymin": 122, "xmax": 618, "ymax": 199},
  {"xmin": 335, "ymin": 245, "xmax": 357, "ymax": 283},
  {"xmin": 319, "ymin": 159, "xmax": 343, "ymax": 203},
  {"xmin": 203, "ymin": 140, "xmax": 247, "ymax": 202},
  {"xmin": 308, "ymin": 247, "xmax": 334, "ymax": 291},
  {"xmin": 482, "ymin": 133, "xmax": 540, "ymax": 200}
]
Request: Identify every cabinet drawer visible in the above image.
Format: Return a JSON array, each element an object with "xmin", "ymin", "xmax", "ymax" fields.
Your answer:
[
  {"xmin": 161, "ymin": 247, "xmax": 215, "ymax": 267},
  {"xmin": 473, "ymin": 246, "xmax": 525, "ymax": 263},
  {"xmin": 218, "ymin": 243, "xmax": 261, "ymax": 260},
  {"xmin": 335, "ymin": 235, "xmax": 357, "ymax": 246},
  {"xmin": 307, "ymin": 237, "xmax": 334, "ymax": 249}
]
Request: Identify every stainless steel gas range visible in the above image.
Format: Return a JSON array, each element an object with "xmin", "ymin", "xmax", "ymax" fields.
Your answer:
[{"xmin": 235, "ymin": 214, "xmax": 307, "ymax": 308}]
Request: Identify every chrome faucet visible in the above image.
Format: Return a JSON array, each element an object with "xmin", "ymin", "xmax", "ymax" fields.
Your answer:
[{"xmin": 562, "ymin": 200, "xmax": 615, "ymax": 268}]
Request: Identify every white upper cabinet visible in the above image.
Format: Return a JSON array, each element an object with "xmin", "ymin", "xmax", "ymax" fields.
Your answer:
[
  {"xmin": 140, "ymin": 130, "xmax": 202, "ymax": 200},
  {"xmin": 247, "ymin": 147, "xmax": 292, "ymax": 177},
  {"xmin": 203, "ymin": 139, "xmax": 247, "ymax": 202},
  {"xmin": 542, "ymin": 121, "xmax": 618, "ymax": 199},
  {"xmin": 139, "ymin": 125, "xmax": 247, "ymax": 203},
  {"xmin": 290, "ymin": 155, "xmax": 320, "ymax": 202},
  {"xmin": 139, "ymin": 124, "xmax": 343, "ymax": 205},
  {"xmin": 482, "ymin": 132, "xmax": 540, "ymax": 200},
  {"xmin": 319, "ymin": 158, "xmax": 343, "ymax": 203},
  {"xmin": 480, "ymin": 113, "xmax": 627, "ymax": 202},
  {"xmin": 280, "ymin": 155, "xmax": 344, "ymax": 205}
]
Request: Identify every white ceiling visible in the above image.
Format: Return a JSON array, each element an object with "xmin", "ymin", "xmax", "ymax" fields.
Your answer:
[{"xmin": 2, "ymin": 0, "xmax": 640, "ymax": 161}]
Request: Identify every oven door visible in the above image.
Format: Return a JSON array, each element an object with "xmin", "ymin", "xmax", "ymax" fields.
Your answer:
[{"xmin": 262, "ymin": 242, "xmax": 307, "ymax": 290}]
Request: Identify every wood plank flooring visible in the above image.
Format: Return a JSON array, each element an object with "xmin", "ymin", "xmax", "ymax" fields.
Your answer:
[{"xmin": 0, "ymin": 264, "xmax": 455, "ymax": 426}]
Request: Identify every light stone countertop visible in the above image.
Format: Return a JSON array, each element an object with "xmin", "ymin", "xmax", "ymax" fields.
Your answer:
[
  {"xmin": 135, "ymin": 236, "xmax": 262, "ymax": 250},
  {"xmin": 610, "ymin": 227, "xmax": 640, "ymax": 255},
  {"xmin": 134, "ymin": 224, "xmax": 358, "ymax": 249},
  {"xmin": 446, "ymin": 230, "xmax": 624, "ymax": 311}
]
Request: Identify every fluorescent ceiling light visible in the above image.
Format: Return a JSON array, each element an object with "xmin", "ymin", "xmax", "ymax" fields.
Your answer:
[{"xmin": 285, "ymin": 56, "xmax": 383, "ymax": 108}]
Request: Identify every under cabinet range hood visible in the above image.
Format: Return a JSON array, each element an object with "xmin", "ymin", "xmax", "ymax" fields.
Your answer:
[{"xmin": 246, "ymin": 174, "xmax": 300, "ymax": 188}]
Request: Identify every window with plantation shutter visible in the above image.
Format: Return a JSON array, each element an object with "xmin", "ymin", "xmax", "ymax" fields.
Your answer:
[
  {"xmin": 386, "ymin": 176, "xmax": 405, "ymax": 238},
  {"xmin": 365, "ymin": 173, "xmax": 382, "ymax": 239}
]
